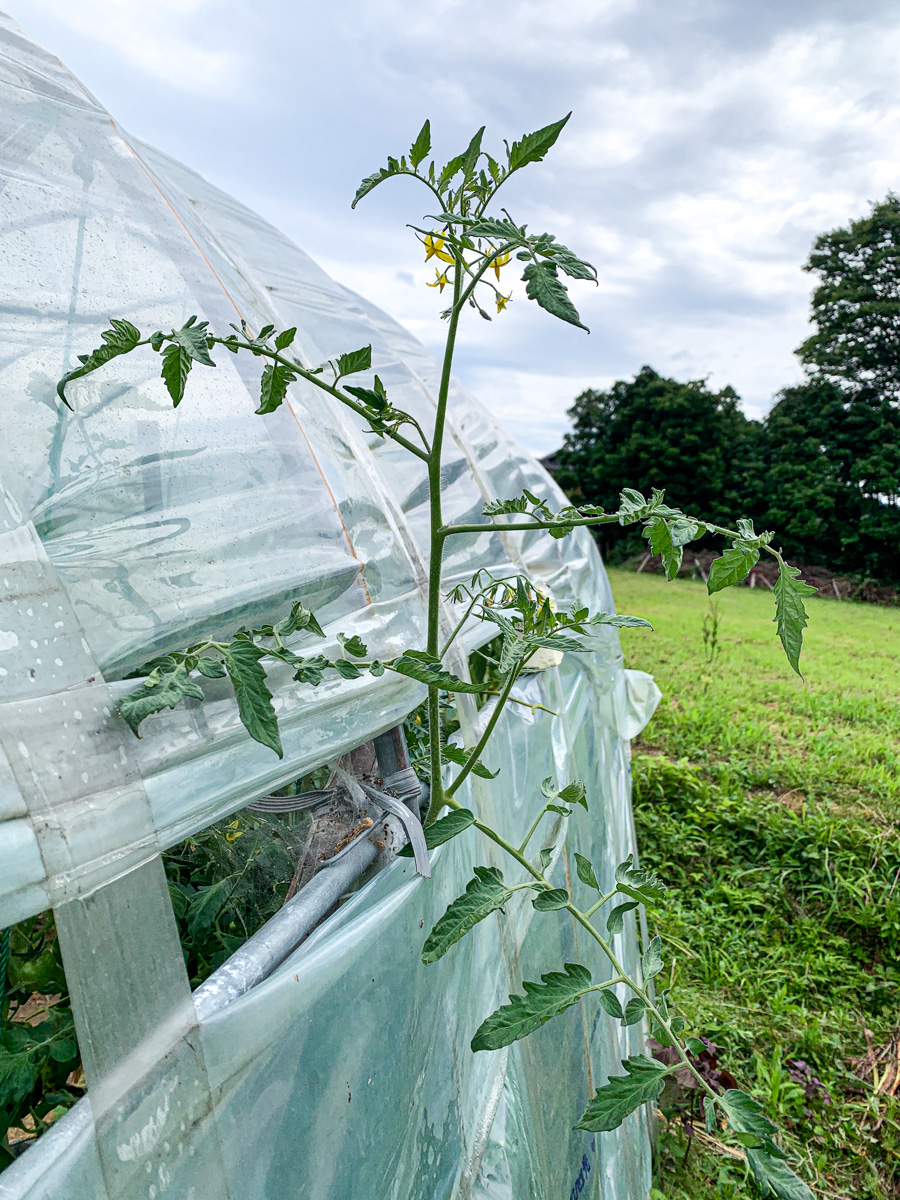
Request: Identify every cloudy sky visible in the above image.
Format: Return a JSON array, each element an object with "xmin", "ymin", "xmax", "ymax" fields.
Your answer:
[{"xmin": 12, "ymin": 0, "xmax": 900, "ymax": 453}]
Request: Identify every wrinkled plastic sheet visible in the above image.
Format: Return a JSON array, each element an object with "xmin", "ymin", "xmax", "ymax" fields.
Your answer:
[{"xmin": 0, "ymin": 12, "xmax": 660, "ymax": 1199}]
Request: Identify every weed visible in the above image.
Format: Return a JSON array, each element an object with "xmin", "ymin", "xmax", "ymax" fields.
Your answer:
[{"xmin": 702, "ymin": 600, "xmax": 722, "ymax": 665}]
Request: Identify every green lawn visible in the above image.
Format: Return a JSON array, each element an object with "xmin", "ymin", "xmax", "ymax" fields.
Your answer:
[{"xmin": 607, "ymin": 569, "xmax": 900, "ymax": 1200}]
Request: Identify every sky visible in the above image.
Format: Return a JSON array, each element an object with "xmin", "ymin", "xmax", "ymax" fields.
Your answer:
[{"xmin": 10, "ymin": 0, "xmax": 900, "ymax": 454}]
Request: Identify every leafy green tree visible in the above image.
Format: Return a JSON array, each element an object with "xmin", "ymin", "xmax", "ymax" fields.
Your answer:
[
  {"xmin": 798, "ymin": 194, "xmax": 900, "ymax": 398},
  {"xmin": 554, "ymin": 366, "xmax": 765, "ymax": 559},
  {"xmin": 771, "ymin": 196, "xmax": 900, "ymax": 580},
  {"xmin": 762, "ymin": 380, "xmax": 900, "ymax": 580}
]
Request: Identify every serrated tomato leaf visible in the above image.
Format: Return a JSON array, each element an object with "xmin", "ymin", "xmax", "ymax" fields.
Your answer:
[
  {"xmin": 409, "ymin": 119, "xmax": 431, "ymax": 168},
  {"xmin": 256, "ymin": 362, "xmax": 296, "ymax": 415},
  {"xmin": 392, "ymin": 653, "xmax": 487, "ymax": 693},
  {"xmin": 160, "ymin": 343, "xmax": 192, "ymax": 406},
  {"xmin": 597, "ymin": 987, "xmax": 623, "ymax": 1019},
  {"xmin": 56, "ymin": 318, "xmax": 142, "ymax": 406},
  {"xmin": 440, "ymin": 742, "xmax": 499, "ymax": 779},
  {"xmin": 273, "ymin": 601, "xmax": 325, "ymax": 640},
  {"xmin": 774, "ymin": 562, "xmax": 817, "ymax": 676},
  {"xmin": 196, "ymin": 657, "xmax": 226, "ymax": 678},
  {"xmin": 335, "ymin": 345, "xmax": 372, "ymax": 377},
  {"xmin": 642, "ymin": 934, "xmax": 664, "ymax": 980},
  {"xmin": 644, "ymin": 517, "xmax": 682, "ymax": 580},
  {"xmin": 708, "ymin": 545, "xmax": 759, "ymax": 594},
  {"xmin": 575, "ymin": 1056, "xmax": 669, "ymax": 1132},
  {"xmin": 223, "ymin": 640, "xmax": 282, "ymax": 757},
  {"xmin": 471, "ymin": 962, "xmax": 592, "ymax": 1051},
  {"xmin": 522, "ymin": 262, "xmax": 588, "ymax": 331},
  {"xmin": 746, "ymin": 1149, "xmax": 815, "ymax": 1200},
  {"xmin": 622, "ymin": 997, "xmax": 646, "ymax": 1026},
  {"xmin": 574, "ymin": 852, "xmax": 599, "ymax": 891},
  {"xmin": 615, "ymin": 854, "xmax": 667, "ymax": 905},
  {"xmin": 422, "ymin": 866, "xmax": 513, "ymax": 964},
  {"xmin": 170, "ymin": 316, "xmax": 215, "ymax": 366},
  {"xmin": 507, "ymin": 113, "xmax": 571, "ymax": 172},
  {"xmin": 119, "ymin": 667, "xmax": 204, "ymax": 736},
  {"xmin": 606, "ymin": 901, "xmax": 639, "ymax": 935},
  {"xmin": 187, "ymin": 875, "xmax": 236, "ymax": 940}
]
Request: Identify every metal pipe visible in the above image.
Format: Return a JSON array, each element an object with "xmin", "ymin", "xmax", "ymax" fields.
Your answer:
[
  {"xmin": 192, "ymin": 833, "xmax": 379, "ymax": 1020},
  {"xmin": 0, "ymin": 1097, "xmax": 90, "ymax": 1197},
  {"xmin": 0, "ymin": 831, "xmax": 381, "ymax": 1194},
  {"xmin": 195, "ymin": 722, "xmax": 422, "ymax": 1015},
  {"xmin": 1, "ymin": 728, "xmax": 420, "ymax": 1192},
  {"xmin": 374, "ymin": 725, "xmax": 422, "ymax": 808}
]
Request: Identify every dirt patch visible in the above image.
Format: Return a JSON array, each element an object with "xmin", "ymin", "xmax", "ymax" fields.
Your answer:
[{"xmin": 774, "ymin": 787, "xmax": 807, "ymax": 812}]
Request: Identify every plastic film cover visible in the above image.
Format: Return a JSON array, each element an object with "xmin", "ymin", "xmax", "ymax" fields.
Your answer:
[{"xmin": 0, "ymin": 11, "xmax": 656, "ymax": 1199}]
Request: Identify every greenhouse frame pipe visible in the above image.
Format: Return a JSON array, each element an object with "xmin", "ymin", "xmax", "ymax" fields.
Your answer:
[
  {"xmin": 3, "ymin": 726, "xmax": 423, "ymax": 1192},
  {"xmin": 192, "ymin": 833, "xmax": 380, "ymax": 1019},
  {"xmin": 196, "ymin": 721, "xmax": 422, "ymax": 1015},
  {"xmin": 0, "ymin": 835, "xmax": 380, "ymax": 1195}
]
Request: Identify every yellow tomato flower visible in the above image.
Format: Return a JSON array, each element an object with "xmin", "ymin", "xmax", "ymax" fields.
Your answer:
[
  {"xmin": 496, "ymin": 292, "xmax": 511, "ymax": 313},
  {"xmin": 492, "ymin": 250, "xmax": 511, "ymax": 280},
  {"xmin": 424, "ymin": 233, "xmax": 454, "ymax": 264},
  {"xmin": 427, "ymin": 269, "xmax": 450, "ymax": 292}
]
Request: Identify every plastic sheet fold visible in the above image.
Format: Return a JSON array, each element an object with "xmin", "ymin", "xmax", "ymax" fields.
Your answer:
[{"xmin": 0, "ymin": 11, "xmax": 657, "ymax": 1198}]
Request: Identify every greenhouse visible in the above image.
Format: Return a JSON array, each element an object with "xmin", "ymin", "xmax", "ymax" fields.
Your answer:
[{"xmin": 0, "ymin": 14, "xmax": 660, "ymax": 1199}]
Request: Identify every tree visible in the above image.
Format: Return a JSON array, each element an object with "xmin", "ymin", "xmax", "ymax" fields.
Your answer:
[
  {"xmin": 554, "ymin": 366, "xmax": 765, "ymax": 558},
  {"xmin": 763, "ymin": 380, "xmax": 900, "ymax": 580},
  {"xmin": 780, "ymin": 196, "xmax": 900, "ymax": 579},
  {"xmin": 798, "ymin": 194, "xmax": 900, "ymax": 399}
]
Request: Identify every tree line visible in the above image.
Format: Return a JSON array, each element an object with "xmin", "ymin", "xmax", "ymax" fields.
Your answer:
[{"xmin": 552, "ymin": 196, "xmax": 900, "ymax": 583}]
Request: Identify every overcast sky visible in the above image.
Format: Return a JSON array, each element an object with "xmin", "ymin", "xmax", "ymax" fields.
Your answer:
[{"xmin": 11, "ymin": 0, "xmax": 900, "ymax": 453}]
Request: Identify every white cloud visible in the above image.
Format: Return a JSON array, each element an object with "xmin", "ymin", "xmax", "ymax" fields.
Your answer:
[
  {"xmin": 19, "ymin": 0, "xmax": 240, "ymax": 94},
  {"xmin": 462, "ymin": 366, "xmax": 604, "ymax": 455},
  {"xmin": 13, "ymin": 0, "xmax": 900, "ymax": 453}
]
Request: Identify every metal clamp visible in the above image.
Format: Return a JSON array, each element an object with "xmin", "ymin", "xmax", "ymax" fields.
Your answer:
[{"xmin": 360, "ymin": 782, "xmax": 431, "ymax": 878}]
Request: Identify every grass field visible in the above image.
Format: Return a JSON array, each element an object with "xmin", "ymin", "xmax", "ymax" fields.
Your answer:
[{"xmin": 607, "ymin": 569, "xmax": 900, "ymax": 1200}]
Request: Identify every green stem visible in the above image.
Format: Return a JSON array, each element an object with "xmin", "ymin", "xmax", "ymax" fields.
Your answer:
[
  {"xmin": 0, "ymin": 927, "xmax": 9, "ymax": 1020},
  {"xmin": 425, "ymin": 687, "xmax": 444, "ymax": 826},
  {"xmin": 591, "ymin": 976, "xmax": 625, "ymax": 993},
  {"xmin": 439, "ymin": 573, "xmax": 524, "ymax": 658},
  {"xmin": 441, "ymin": 516, "xmax": 785, "ymax": 575},
  {"xmin": 211, "ymin": 339, "xmax": 430, "ymax": 463},
  {"xmin": 518, "ymin": 804, "xmax": 551, "ymax": 855},
  {"xmin": 444, "ymin": 795, "xmax": 547, "ymax": 884},
  {"xmin": 563, "ymin": 900, "xmax": 719, "ymax": 1105},
  {"xmin": 441, "ymin": 515, "xmax": 620, "ymax": 537},
  {"xmin": 446, "ymin": 792, "xmax": 721, "ymax": 1106},
  {"xmin": 445, "ymin": 664, "xmax": 521, "ymax": 799},
  {"xmin": 439, "ymin": 591, "xmax": 483, "ymax": 659},
  {"xmin": 399, "ymin": 170, "xmax": 447, "ymax": 211},
  {"xmin": 424, "ymin": 259, "xmax": 464, "ymax": 825},
  {"xmin": 479, "ymin": 691, "xmax": 557, "ymax": 717},
  {"xmin": 584, "ymin": 890, "xmax": 616, "ymax": 919}
]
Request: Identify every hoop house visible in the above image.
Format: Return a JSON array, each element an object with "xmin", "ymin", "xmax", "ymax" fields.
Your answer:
[{"xmin": 0, "ymin": 14, "xmax": 659, "ymax": 1199}]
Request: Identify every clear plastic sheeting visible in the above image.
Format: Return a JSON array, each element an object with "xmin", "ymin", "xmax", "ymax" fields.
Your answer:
[{"xmin": 0, "ymin": 12, "xmax": 656, "ymax": 1199}]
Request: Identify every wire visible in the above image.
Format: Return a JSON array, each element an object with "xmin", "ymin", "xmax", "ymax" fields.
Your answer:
[{"xmin": 0, "ymin": 927, "xmax": 9, "ymax": 1018}]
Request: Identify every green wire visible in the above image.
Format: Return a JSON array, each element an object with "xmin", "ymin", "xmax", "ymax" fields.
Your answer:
[{"xmin": 0, "ymin": 927, "xmax": 9, "ymax": 1018}]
